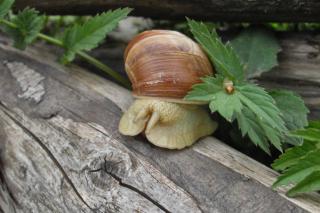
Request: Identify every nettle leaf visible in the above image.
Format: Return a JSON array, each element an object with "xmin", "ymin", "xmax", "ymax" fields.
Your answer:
[
  {"xmin": 309, "ymin": 120, "xmax": 320, "ymax": 129},
  {"xmin": 209, "ymin": 91, "xmax": 242, "ymax": 122},
  {"xmin": 185, "ymin": 76, "xmax": 286, "ymax": 153},
  {"xmin": 185, "ymin": 75, "xmax": 243, "ymax": 122},
  {"xmin": 0, "ymin": 0, "xmax": 14, "ymax": 18},
  {"xmin": 187, "ymin": 18, "xmax": 244, "ymax": 82},
  {"xmin": 236, "ymin": 107, "xmax": 271, "ymax": 154},
  {"xmin": 272, "ymin": 124, "xmax": 320, "ymax": 197},
  {"xmin": 4, "ymin": 8, "xmax": 45, "ymax": 50},
  {"xmin": 272, "ymin": 140, "xmax": 317, "ymax": 171},
  {"xmin": 236, "ymin": 84, "xmax": 286, "ymax": 152},
  {"xmin": 287, "ymin": 171, "xmax": 320, "ymax": 197},
  {"xmin": 186, "ymin": 19, "xmax": 288, "ymax": 154},
  {"xmin": 231, "ymin": 28, "xmax": 281, "ymax": 78},
  {"xmin": 291, "ymin": 128, "xmax": 320, "ymax": 142},
  {"xmin": 62, "ymin": 8, "xmax": 131, "ymax": 63},
  {"xmin": 270, "ymin": 90, "xmax": 309, "ymax": 145},
  {"xmin": 185, "ymin": 75, "xmax": 224, "ymax": 102}
]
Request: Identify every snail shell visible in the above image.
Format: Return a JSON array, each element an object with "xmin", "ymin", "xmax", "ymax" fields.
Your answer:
[{"xmin": 124, "ymin": 30, "xmax": 214, "ymax": 102}]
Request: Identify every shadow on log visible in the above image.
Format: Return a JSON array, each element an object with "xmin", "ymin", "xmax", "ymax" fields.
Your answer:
[{"xmin": 0, "ymin": 33, "xmax": 319, "ymax": 212}]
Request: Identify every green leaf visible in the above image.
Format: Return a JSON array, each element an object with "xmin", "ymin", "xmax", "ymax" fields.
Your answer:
[
  {"xmin": 187, "ymin": 18, "xmax": 244, "ymax": 82},
  {"xmin": 185, "ymin": 75, "xmax": 242, "ymax": 122},
  {"xmin": 290, "ymin": 128, "xmax": 320, "ymax": 142},
  {"xmin": 0, "ymin": 0, "xmax": 14, "ymax": 18},
  {"xmin": 185, "ymin": 75, "xmax": 224, "ymax": 102},
  {"xmin": 270, "ymin": 90, "xmax": 309, "ymax": 145},
  {"xmin": 186, "ymin": 19, "xmax": 288, "ymax": 154},
  {"xmin": 3, "ymin": 8, "xmax": 45, "ymax": 50},
  {"xmin": 231, "ymin": 28, "xmax": 281, "ymax": 78},
  {"xmin": 210, "ymin": 91, "xmax": 242, "ymax": 121},
  {"xmin": 273, "ymin": 152, "xmax": 320, "ymax": 188},
  {"xmin": 272, "ymin": 140, "xmax": 316, "ymax": 171},
  {"xmin": 272, "ymin": 123, "xmax": 320, "ymax": 196},
  {"xmin": 237, "ymin": 84, "xmax": 287, "ymax": 152},
  {"xmin": 309, "ymin": 121, "xmax": 320, "ymax": 129},
  {"xmin": 186, "ymin": 75, "xmax": 286, "ymax": 153},
  {"xmin": 236, "ymin": 107, "xmax": 271, "ymax": 154},
  {"xmin": 287, "ymin": 171, "xmax": 320, "ymax": 197},
  {"xmin": 62, "ymin": 8, "xmax": 131, "ymax": 63}
]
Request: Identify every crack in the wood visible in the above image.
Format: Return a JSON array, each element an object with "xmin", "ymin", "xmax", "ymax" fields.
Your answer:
[
  {"xmin": 18, "ymin": 103, "xmax": 201, "ymax": 212},
  {"xmin": 86, "ymin": 126, "xmax": 204, "ymax": 213},
  {"xmin": 89, "ymin": 155, "xmax": 170, "ymax": 213},
  {"xmin": 136, "ymin": 156, "xmax": 204, "ymax": 213},
  {"xmin": 40, "ymin": 110, "xmax": 61, "ymax": 120},
  {"xmin": 0, "ymin": 102, "xmax": 95, "ymax": 212}
]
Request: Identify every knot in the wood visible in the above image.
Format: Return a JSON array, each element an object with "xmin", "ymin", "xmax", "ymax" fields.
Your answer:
[{"xmin": 86, "ymin": 147, "xmax": 138, "ymax": 189}]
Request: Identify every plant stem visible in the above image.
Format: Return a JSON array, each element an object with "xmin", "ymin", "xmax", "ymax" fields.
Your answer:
[
  {"xmin": 37, "ymin": 33, "xmax": 130, "ymax": 87},
  {"xmin": 0, "ymin": 18, "xmax": 131, "ymax": 89},
  {"xmin": 0, "ymin": 18, "xmax": 15, "ymax": 28},
  {"xmin": 77, "ymin": 51, "xmax": 131, "ymax": 88},
  {"xmin": 38, "ymin": 33, "xmax": 63, "ymax": 46}
]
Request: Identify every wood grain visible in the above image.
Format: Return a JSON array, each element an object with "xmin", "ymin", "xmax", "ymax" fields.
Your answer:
[
  {"xmin": 258, "ymin": 33, "xmax": 320, "ymax": 119},
  {"xmin": 0, "ymin": 103, "xmax": 201, "ymax": 213},
  {"xmin": 0, "ymin": 33, "xmax": 319, "ymax": 212},
  {"xmin": 14, "ymin": 0, "xmax": 320, "ymax": 22}
]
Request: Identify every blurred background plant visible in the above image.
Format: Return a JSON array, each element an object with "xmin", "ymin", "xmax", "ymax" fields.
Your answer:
[
  {"xmin": 38, "ymin": 15, "xmax": 320, "ymax": 42},
  {"xmin": 43, "ymin": 15, "xmax": 90, "ymax": 38}
]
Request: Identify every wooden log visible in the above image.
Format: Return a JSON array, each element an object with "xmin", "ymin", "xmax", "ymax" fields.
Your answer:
[
  {"xmin": 14, "ymin": 0, "xmax": 320, "ymax": 22},
  {"xmin": 258, "ymin": 33, "xmax": 320, "ymax": 120},
  {"xmin": 0, "ymin": 34, "xmax": 320, "ymax": 212}
]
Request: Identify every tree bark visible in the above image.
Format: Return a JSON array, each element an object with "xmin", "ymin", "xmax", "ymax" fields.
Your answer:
[
  {"xmin": 0, "ymin": 33, "xmax": 320, "ymax": 212},
  {"xmin": 14, "ymin": 0, "xmax": 320, "ymax": 22}
]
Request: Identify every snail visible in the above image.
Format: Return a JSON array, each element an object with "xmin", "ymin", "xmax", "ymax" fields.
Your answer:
[{"xmin": 119, "ymin": 30, "xmax": 217, "ymax": 149}]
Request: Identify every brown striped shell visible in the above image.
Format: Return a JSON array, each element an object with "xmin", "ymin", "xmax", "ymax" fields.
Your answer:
[{"xmin": 124, "ymin": 30, "xmax": 214, "ymax": 102}]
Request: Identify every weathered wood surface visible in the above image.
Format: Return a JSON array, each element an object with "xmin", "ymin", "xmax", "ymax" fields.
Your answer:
[
  {"xmin": 0, "ymin": 33, "xmax": 320, "ymax": 213},
  {"xmin": 258, "ymin": 33, "xmax": 320, "ymax": 119},
  {"xmin": 14, "ymin": 0, "xmax": 320, "ymax": 22}
]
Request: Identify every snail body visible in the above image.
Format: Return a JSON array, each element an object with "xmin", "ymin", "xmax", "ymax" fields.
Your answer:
[{"xmin": 119, "ymin": 30, "xmax": 217, "ymax": 149}]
